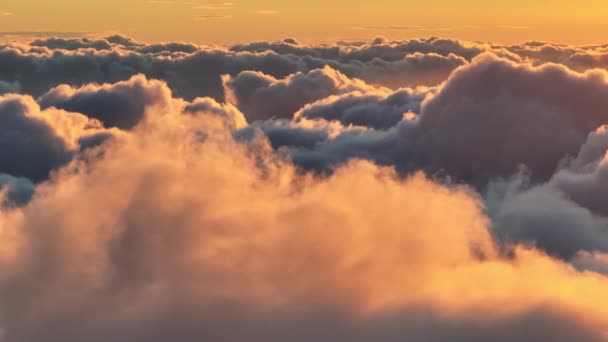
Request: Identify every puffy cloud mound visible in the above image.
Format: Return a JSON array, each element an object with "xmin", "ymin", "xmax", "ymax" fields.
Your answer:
[
  {"xmin": 0, "ymin": 94, "xmax": 113, "ymax": 181},
  {"xmin": 488, "ymin": 126, "xmax": 608, "ymax": 259},
  {"xmin": 410, "ymin": 53, "xmax": 608, "ymax": 181},
  {"xmin": 224, "ymin": 66, "xmax": 379, "ymax": 121},
  {"xmin": 183, "ymin": 97, "xmax": 248, "ymax": 130},
  {"xmin": 30, "ymin": 37, "xmax": 114, "ymax": 51},
  {"xmin": 269, "ymin": 53, "xmax": 608, "ymax": 184},
  {"xmin": 0, "ymin": 36, "xmax": 483, "ymax": 102},
  {"xmin": 38, "ymin": 75, "xmax": 172, "ymax": 129},
  {"xmin": 294, "ymin": 88, "xmax": 426, "ymax": 130}
]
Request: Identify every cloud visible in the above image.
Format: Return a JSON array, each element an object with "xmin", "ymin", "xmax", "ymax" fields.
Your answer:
[
  {"xmin": 487, "ymin": 126, "xmax": 608, "ymax": 259},
  {"xmin": 183, "ymin": 96, "xmax": 248, "ymax": 130},
  {"xmin": 223, "ymin": 67, "xmax": 382, "ymax": 122},
  {"xmin": 361, "ymin": 25, "xmax": 476, "ymax": 31},
  {"xmin": 0, "ymin": 12, "xmax": 13, "ymax": 16},
  {"xmin": 294, "ymin": 88, "xmax": 425, "ymax": 130},
  {"xmin": 572, "ymin": 251, "xmax": 608, "ymax": 275},
  {"xmin": 193, "ymin": 15, "xmax": 232, "ymax": 20},
  {"xmin": 194, "ymin": 2, "xmax": 234, "ymax": 10},
  {"xmin": 30, "ymin": 37, "xmax": 113, "ymax": 51},
  {"xmin": 256, "ymin": 10, "xmax": 279, "ymax": 15},
  {"xmin": 0, "ymin": 94, "xmax": 115, "ymax": 182},
  {"xmin": 1, "ymin": 106, "xmax": 608, "ymax": 341},
  {"xmin": 497, "ymin": 25, "xmax": 530, "ymax": 30},
  {"xmin": 0, "ymin": 36, "xmax": 483, "ymax": 102},
  {"xmin": 407, "ymin": 53, "xmax": 608, "ymax": 182},
  {"xmin": 0, "ymin": 31, "xmax": 93, "ymax": 39},
  {"xmin": 0, "ymin": 80, "xmax": 20, "ymax": 95},
  {"xmin": 38, "ymin": 74, "xmax": 173, "ymax": 129},
  {"xmin": 0, "ymin": 174, "xmax": 35, "ymax": 206},
  {"xmin": 270, "ymin": 53, "xmax": 608, "ymax": 184}
]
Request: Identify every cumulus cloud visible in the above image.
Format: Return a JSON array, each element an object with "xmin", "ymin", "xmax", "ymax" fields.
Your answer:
[
  {"xmin": 408, "ymin": 53, "xmax": 608, "ymax": 181},
  {"xmin": 38, "ymin": 74, "xmax": 173, "ymax": 129},
  {"xmin": 0, "ymin": 94, "xmax": 113, "ymax": 181},
  {"xmin": 488, "ymin": 126, "xmax": 608, "ymax": 259},
  {"xmin": 294, "ymin": 88, "xmax": 426, "ymax": 130},
  {"xmin": 30, "ymin": 37, "xmax": 113, "ymax": 51},
  {"xmin": 183, "ymin": 96, "xmax": 248, "ymax": 130},
  {"xmin": 223, "ymin": 67, "xmax": 381, "ymax": 121},
  {"xmin": 0, "ymin": 36, "xmax": 486, "ymax": 102},
  {"xmin": 267, "ymin": 53, "xmax": 608, "ymax": 184}
]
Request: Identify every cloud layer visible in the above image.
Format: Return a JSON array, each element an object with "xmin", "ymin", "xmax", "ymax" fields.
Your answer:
[{"xmin": 2, "ymin": 35, "xmax": 608, "ymax": 341}]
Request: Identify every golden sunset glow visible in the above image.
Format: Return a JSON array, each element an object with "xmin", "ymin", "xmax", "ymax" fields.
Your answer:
[{"xmin": 1, "ymin": 0, "xmax": 608, "ymax": 44}]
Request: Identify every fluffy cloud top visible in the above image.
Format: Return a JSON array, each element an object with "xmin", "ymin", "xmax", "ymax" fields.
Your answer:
[
  {"xmin": 0, "ymin": 95, "xmax": 112, "ymax": 181},
  {"xmin": 38, "ymin": 75, "xmax": 173, "ymax": 129},
  {"xmin": 224, "ymin": 66, "xmax": 379, "ymax": 122},
  {"xmin": 2, "ymin": 110, "xmax": 608, "ymax": 341}
]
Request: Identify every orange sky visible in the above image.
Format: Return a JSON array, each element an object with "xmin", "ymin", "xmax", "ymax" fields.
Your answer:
[{"xmin": 1, "ymin": 0, "xmax": 608, "ymax": 44}]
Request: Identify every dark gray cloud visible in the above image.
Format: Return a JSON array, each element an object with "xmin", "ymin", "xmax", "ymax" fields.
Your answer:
[
  {"xmin": 0, "ymin": 36, "xmax": 481, "ymax": 103},
  {"xmin": 30, "ymin": 37, "xmax": 113, "ymax": 51},
  {"xmin": 224, "ymin": 67, "xmax": 378, "ymax": 121},
  {"xmin": 408, "ymin": 53, "xmax": 608, "ymax": 182},
  {"xmin": 5, "ymin": 34, "xmax": 608, "ymax": 106},
  {"xmin": 267, "ymin": 53, "xmax": 608, "ymax": 184},
  {"xmin": 38, "ymin": 74, "xmax": 172, "ymax": 129},
  {"xmin": 0, "ymin": 94, "xmax": 116, "ymax": 182},
  {"xmin": 487, "ymin": 126, "xmax": 608, "ymax": 259},
  {"xmin": 489, "ymin": 180, "xmax": 608, "ymax": 259},
  {"xmin": 294, "ymin": 88, "xmax": 426, "ymax": 130},
  {"xmin": 0, "ymin": 80, "xmax": 20, "ymax": 95},
  {"xmin": 0, "ymin": 95, "xmax": 74, "ymax": 181}
]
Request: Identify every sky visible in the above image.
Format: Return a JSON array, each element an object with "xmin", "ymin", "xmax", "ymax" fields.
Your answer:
[{"xmin": 2, "ymin": 0, "xmax": 608, "ymax": 44}]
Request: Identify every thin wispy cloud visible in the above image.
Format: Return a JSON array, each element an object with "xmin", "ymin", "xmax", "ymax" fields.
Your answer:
[
  {"xmin": 359, "ymin": 25, "xmax": 528, "ymax": 32},
  {"xmin": 497, "ymin": 25, "xmax": 531, "ymax": 30},
  {"xmin": 255, "ymin": 10, "xmax": 279, "ymax": 16},
  {"xmin": 0, "ymin": 31, "xmax": 93, "ymax": 38},
  {"xmin": 194, "ymin": 2, "xmax": 234, "ymax": 10},
  {"xmin": 193, "ymin": 14, "xmax": 232, "ymax": 20},
  {"xmin": 0, "ymin": 11, "xmax": 13, "ymax": 16},
  {"xmin": 358, "ymin": 25, "xmax": 476, "ymax": 31}
]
